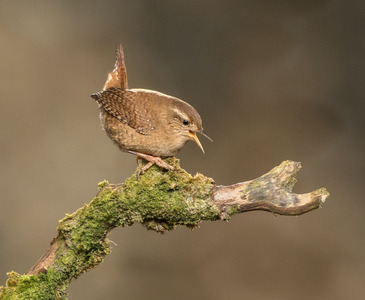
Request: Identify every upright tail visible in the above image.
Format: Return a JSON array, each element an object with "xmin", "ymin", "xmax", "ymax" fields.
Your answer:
[{"xmin": 103, "ymin": 44, "xmax": 128, "ymax": 91}]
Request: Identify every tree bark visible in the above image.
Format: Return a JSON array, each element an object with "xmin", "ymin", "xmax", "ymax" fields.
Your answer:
[{"xmin": 0, "ymin": 158, "xmax": 329, "ymax": 299}]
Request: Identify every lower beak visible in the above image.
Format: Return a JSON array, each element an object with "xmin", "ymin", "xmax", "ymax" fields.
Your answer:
[{"xmin": 188, "ymin": 131, "xmax": 205, "ymax": 153}]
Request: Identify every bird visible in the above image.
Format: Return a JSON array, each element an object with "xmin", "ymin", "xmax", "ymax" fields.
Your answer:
[{"xmin": 91, "ymin": 44, "xmax": 211, "ymax": 175}]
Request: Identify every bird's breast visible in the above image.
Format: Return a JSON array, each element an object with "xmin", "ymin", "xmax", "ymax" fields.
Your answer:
[{"xmin": 99, "ymin": 109, "xmax": 187, "ymax": 157}]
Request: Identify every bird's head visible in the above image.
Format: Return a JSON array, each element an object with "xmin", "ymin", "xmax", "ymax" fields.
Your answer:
[{"xmin": 168, "ymin": 101, "xmax": 212, "ymax": 153}]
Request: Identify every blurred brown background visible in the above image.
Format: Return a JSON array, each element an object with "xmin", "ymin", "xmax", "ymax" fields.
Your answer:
[{"xmin": 1, "ymin": 1, "xmax": 364, "ymax": 299}]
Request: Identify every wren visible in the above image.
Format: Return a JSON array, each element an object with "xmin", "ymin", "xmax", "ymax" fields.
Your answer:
[{"xmin": 91, "ymin": 44, "xmax": 211, "ymax": 174}]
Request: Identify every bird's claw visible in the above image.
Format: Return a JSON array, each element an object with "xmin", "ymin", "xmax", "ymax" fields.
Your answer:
[{"xmin": 128, "ymin": 151, "xmax": 174, "ymax": 179}]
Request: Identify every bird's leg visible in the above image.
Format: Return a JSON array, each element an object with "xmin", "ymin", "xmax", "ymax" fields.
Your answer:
[{"xmin": 127, "ymin": 151, "xmax": 175, "ymax": 175}]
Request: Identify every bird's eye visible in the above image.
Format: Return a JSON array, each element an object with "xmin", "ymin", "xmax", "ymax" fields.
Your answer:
[{"xmin": 182, "ymin": 119, "xmax": 190, "ymax": 126}]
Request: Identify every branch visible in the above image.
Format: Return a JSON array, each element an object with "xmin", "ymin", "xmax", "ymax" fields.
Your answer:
[{"xmin": 0, "ymin": 158, "xmax": 329, "ymax": 299}]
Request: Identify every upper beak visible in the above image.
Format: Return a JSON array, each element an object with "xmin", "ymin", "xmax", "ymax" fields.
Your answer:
[
  {"xmin": 188, "ymin": 130, "xmax": 212, "ymax": 154},
  {"xmin": 199, "ymin": 129, "xmax": 213, "ymax": 142}
]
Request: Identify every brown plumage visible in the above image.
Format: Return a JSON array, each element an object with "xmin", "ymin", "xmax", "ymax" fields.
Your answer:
[{"xmin": 91, "ymin": 44, "xmax": 211, "ymax": 174}]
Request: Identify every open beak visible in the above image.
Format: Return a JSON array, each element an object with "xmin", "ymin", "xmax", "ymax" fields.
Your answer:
[{"xmin": 188, "ymin": 130, "xmax": 212, "ymax": 153}]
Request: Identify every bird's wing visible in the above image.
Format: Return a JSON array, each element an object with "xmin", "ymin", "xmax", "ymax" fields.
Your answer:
[{"xmin": 91, "ymin": 87, "xmax": 152, "ymax": 135}]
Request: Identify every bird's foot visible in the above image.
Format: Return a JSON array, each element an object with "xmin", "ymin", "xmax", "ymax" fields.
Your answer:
[{"xmin": 127, "ymin": 151, "xmax": 174, "ymax": 178}]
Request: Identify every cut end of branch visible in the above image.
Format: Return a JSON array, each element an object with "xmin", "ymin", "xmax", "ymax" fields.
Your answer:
[
  {"xmin": 312, "ymin": 187, "xmax": 330, "ymax": 204},
  {"xmin": 214, "ymin": 160, "xmax": 329, "ymax": 217}
]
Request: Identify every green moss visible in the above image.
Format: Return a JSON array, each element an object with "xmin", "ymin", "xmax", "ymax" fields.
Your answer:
[
  {"xmin": 97, "ymin": 180, "xmax": 109, "ymax": 191},
  {"xmin": 113, "ymin": 157, "xmax": 219, "ymax": 231},
  {"xmin": 228, "ymin": 205, "xmax": 239, "ymax": 217},
  {"xmin": 0, "ymin": 269, "xmax": 68, "ymax": 300},
  {"xmin": 1, "ymin": 157, "xmax": 220, "ymax": 298}
]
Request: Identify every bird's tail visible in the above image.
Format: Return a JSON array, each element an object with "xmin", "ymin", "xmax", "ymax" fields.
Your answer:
[{"xmin": 103, "ymin": 44, "xmax": 128, "ymax": 91}]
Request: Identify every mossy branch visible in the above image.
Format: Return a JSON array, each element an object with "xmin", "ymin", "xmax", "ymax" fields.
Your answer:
[{"xmin": 0, "ymin": 158, "xmax": 329, "ymax": 299}]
